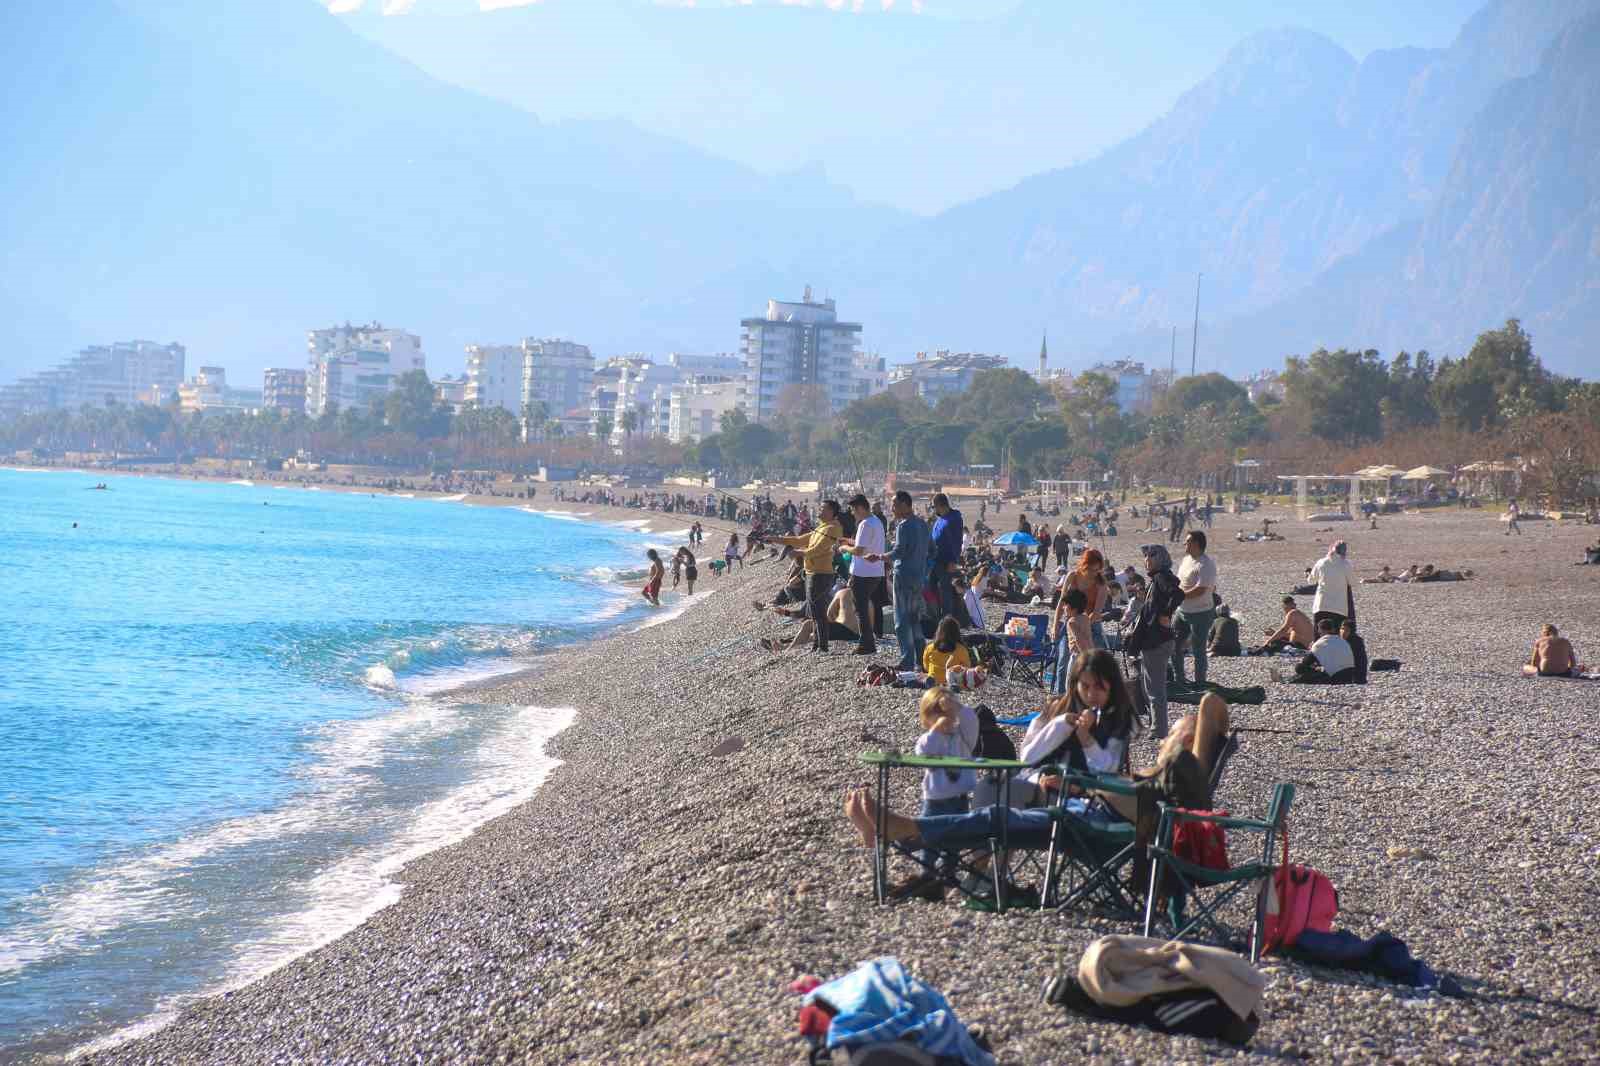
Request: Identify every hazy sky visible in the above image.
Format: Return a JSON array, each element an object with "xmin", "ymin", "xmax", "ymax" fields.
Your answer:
[{"xmin": 332, "ymin": 0, "xmax": 1488, "ymax": 212}]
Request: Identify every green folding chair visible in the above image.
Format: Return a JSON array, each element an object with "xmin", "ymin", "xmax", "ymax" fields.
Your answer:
[
  {"xmin": 1142, "ymin": 782, "xmax": 1294, "ymax": 963},
  {"xmin": 1038, "ymin": 771, "xmax": 1146, "ymax": 918}
]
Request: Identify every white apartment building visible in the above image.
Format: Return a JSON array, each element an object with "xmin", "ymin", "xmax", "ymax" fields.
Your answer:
[
  {"xmin": 521, "ymin": 338, "xmax": 593, "ymax": 439},
  {"xmin": 887, "ymin": 351, "xmax": 1009, "ymax": 407},
  {"xmin": 263, "ymin": 368, "xmax": 307, "ymax": 413},
  {"xmin": 741, "ymin": 288, "xmax": 867, "ymax": 422},
  {"xmin": 463, "ymin": 344, "xmax": 523, "ymax": 414},
  {"xmin": 305, "ymin": 322, "xmax": 425, "ymax": 417},
  {"xmin": 178, "ymin": 366, "xmax": 229, "ymax": 413},
  {"xmin": 668, "ymin": 378, "xmax": 745, "ymax": 444},
  {"xmin": 1087, "ymin": 360, "xmax": 1156, "ymax": 414},
  {"xmin": 0, "ymin": 340, "xmax": 186, "ymax": 415},
  {"xmin": 434, "ymin": 375, "xmax": 468, "ymax": 412}
]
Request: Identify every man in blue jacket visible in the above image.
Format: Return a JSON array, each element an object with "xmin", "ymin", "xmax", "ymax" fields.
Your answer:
[
  {"xmin": 930, "ymin": 493, "xmax": 972, "ymax": 627},
  {"xmin": 872, "ymin": 490, "xmax": 930, "ymax": 671}
]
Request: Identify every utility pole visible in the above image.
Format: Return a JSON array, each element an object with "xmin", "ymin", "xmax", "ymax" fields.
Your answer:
[
  {"xmin": 1190, "ymin": 272, "xmax": 1202, "ymax": 377},
  {"xmin": 1169, "ymin": 326, "xmax": 1177, "ymax": 392}
]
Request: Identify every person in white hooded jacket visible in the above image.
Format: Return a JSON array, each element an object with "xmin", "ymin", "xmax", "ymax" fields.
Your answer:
[{"xmin": 1310, "ymin": 540, "xmax": 1355, "ymax": 627}]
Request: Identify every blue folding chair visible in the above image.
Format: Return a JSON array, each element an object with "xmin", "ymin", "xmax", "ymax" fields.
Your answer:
[{"xmin": 1001, "ymin": 611, "xmax": 1055, "ymax": 687}]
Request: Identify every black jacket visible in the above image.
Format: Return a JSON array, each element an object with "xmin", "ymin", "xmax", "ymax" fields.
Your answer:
[{"xmin": 1128, "ymin": 567, "xmax": 1184, "ymax": 652}]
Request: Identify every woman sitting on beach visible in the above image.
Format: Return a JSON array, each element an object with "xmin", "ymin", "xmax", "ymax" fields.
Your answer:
[
  {"xmin": 1523, "ymin": 624, "xmax": 1584, "ymax": 677},
  {"xmin": 641, "ymin": 549, "xmax": 665, "ymax": 607},
  {"xmin": 846, "ymin": 653, "xmax": 1202, "ymax": 854},
  {"xmin": 922, "ymin": 616, "xmax": 973, "ymax": 685},
  {"xmin": 1362, "ymin": 565, "xmax": 1397, "ymax": 584}
]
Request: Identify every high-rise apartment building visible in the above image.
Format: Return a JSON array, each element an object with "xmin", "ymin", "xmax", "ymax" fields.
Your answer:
[
  {"xmin": 741, "ymin": 289, "xmax": 866, "ymax": 422},
  {"xmin": 304, "ymin": 322, "xmax": 424, "ymax": 417},
  {"xmin": 262, "ymin": 368, "xmax": 307, "ymax": 413},
  {"xmin": 463, "ymin": 344, "xmax": 524, "ymax": 414},
  {"xmin": 0, "ymin": 341, "xmax": 186, "ymax": 415},
  {"xmin": 521, "ymin": 338, "xmax": 593, "ymax": 439}
]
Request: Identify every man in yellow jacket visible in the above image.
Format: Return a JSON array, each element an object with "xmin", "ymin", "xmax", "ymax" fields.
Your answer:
[{"xmin": 776, "ymin": 499, "xmax": 844, "ymax": 652}]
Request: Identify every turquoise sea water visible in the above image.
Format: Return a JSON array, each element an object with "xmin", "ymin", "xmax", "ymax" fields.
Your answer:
[{"xmin": 0, "ymin": 469, "xmax": 682, "ymax": 1058}]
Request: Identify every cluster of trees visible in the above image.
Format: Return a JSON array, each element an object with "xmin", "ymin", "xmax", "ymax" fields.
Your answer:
[
  {"xmin": 1277, "ymin": 321, "xmax": 1595, "ymax": 444},
  {"xmin": 3, "ymin": 322, "xmax": 1595, "ymax": 499}
]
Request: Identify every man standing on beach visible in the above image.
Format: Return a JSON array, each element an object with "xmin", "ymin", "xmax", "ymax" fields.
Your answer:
[
  {"xmin": 841, "ymin": 494, "xmax": 885, "ymax": 656},
  {"xmin": 872, "ymin": 490, "xmax": 930, "ymax": 671},
  {"xmin": 930, "ymin": 493, "xmax": 972, "ymax": 627},
  {"xmin": 1174, "ymin": 530, "xmax": 1218, "ymax": 685},
  {"xmin": 775, "ymin": 499, "xmax": 845, "ymax": 653}
]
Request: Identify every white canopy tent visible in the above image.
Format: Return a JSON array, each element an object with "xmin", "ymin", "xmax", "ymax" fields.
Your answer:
[{"xmin": 1038, "ymin": 479, "xmax": 1093, "ymax": 508}]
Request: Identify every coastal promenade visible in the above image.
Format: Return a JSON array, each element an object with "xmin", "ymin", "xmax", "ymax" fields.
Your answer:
[{"xmin": 76, "ymin": 509, "xmax": 1599, "ymax": 1064}]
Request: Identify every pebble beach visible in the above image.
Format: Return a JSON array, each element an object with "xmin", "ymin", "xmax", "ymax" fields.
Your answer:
[{"xmin": 69, "ymin": 504, "xmax": 1600, "ymax": 1066}]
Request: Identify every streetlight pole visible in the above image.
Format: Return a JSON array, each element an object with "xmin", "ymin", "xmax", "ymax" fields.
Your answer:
[{"xmin": 1190, "ymin": 272, "xmax": 1202, "ymax": 377}]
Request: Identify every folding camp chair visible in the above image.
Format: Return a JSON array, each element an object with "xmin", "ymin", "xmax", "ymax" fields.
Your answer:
[
  {"xmin": 858, "ymin": 751, "xmax": 1040, "ymax": 913},
  {"xmin": 1039, "ymin": 772, "xmax": 1146, "ymax": 918},
  {"xmin": 1142, "ymin": 782, "xmax": 1293, "ymax": 963},
  {"xmin": 1000, "ymin": 611, "xmax": 1055, "ymax": 687}
]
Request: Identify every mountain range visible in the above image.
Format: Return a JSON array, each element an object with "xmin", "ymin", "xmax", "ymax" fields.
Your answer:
[{"xmin": 0, "ymin": 0, "xmax": 1595, "ymax": 384}]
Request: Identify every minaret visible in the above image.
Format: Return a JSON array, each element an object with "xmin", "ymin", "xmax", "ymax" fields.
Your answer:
[{"xmin": 1038, "ymin": 331, "xmax": 1048, "ymax": 380}]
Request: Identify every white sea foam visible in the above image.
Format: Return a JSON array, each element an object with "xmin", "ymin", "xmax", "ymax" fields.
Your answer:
[
  {"xmin": 0, "ymin": 698, "xmax": 472, "ymax": 978},
  {"xmin": 230, "ymin": 479, "xmax": 255, "ymax": 487},
  {"xmin": 363, "ymin": 663, "xmax": 398, "ymax": 690},
  {"xmin": 433, "ymin": 493, "xmax": 468, "ymax": 502},
  {"xmin": 633, "ymin": 587, "xmax": 717, "ymax": 630},
  {"xmin": 62, "ymin": 703, "xmax": 576, "ymax": 1059}
]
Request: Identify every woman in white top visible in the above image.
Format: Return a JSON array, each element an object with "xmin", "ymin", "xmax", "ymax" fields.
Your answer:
[
  {"xmin": 974, "ymin": 649, "xmax": 1134, "ymax": 807},
  {"xmin": 848, "ymin": 650, "xmax": 1139, "ymax": 855}
]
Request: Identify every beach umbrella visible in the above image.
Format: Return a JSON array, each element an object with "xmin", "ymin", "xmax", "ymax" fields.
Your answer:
[
  {"xmin": 993, "ymin": 530, "xmax": 1040, "ymax": 547},
  {"xmin": 1365, "ymin": 464, "xmax": 1406, "ymax": 477},
  {"xmin": 1402, "ymin": 465, "xmax": 1451, "ymax": 480}
]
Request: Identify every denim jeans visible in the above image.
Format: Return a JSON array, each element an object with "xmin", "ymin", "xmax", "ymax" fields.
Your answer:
[
  {"xmin": 892, "ymin": 582, "xmax": 926, "ymax": 671},
  {"xmin": 1139, "ymin": 638, "xmax": 1175, "ymax": 738},
  {"xmin": 1176, "ymin": 607, "xmax": 1215, "ymax": 685},
  {"xmin": 919, "ymin": 794, "xmax": 970, "ymax": 878},
  {"xmin": 915, "ymin": 801, "xmax": 1124, "ymax": 853},
  {"xmin": 1052, "ymin": 639, "xmax": 1075, "ymax": 696},
  {"xmin": 1090, "ymin": 621, "xmax": 1107, "ymax": 649}
]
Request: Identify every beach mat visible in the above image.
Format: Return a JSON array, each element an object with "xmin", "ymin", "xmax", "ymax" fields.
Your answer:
[{"xmin": 1169, "ymin": 681, "xmax": 1267, "ymax": 706}]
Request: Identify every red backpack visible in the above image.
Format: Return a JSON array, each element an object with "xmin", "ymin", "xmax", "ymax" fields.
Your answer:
[{"xmin": 1263, "ymin": 829, "xmax": 1338, "ymax": 953}]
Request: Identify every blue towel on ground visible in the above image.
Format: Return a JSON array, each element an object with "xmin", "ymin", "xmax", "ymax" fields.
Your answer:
[
  {"xmin": 997, "ymin": 712, "xmax": 1039, "ymax": 727},
  {"xmin": 1290, "ymin": 930, "xmax": 1465, "ymax": 997},
  {"xmin": 807, "ymin": 957, "xmax": 995, "ymax": 1066}
]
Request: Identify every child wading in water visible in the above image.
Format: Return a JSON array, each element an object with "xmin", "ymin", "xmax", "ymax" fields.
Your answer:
[{"xmin": 642, "ymin": 549, "xmax": 664, "ymax": 607}]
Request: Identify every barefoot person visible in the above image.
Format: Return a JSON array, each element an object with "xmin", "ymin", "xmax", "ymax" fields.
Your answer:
[
  {"xmin": 1523, "ymin": 624, "xmax": 1583, "ymax": 677},
  {"xmin": 641, "ymin": 548, "xmax": 665, "ymax": 607},
  {"xmin": 1251, "ymin": 596, "xmax": 1315, "ymax": 655}
]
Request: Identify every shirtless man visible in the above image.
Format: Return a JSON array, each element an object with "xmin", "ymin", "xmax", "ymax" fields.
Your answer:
[
  {"xmin": 1523, "ymin": 624, "xmax": 1582, "ymax": 677},
  {"xmin": 1250, "ymin": 596, "xmax": 1315, "ymax": 655},
  {"xmin": 759, "ymin": 585, "xmax": 860, "ymax": 651}
]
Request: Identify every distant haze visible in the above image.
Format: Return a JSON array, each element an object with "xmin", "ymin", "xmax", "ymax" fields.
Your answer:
[
  {"xmin": 335, "ymin": 0, "xmax": 1484, "ymax": 214},
  {"xmin": 0, "ymin": 0, "xmax": 1594, "ymax": 385}
]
